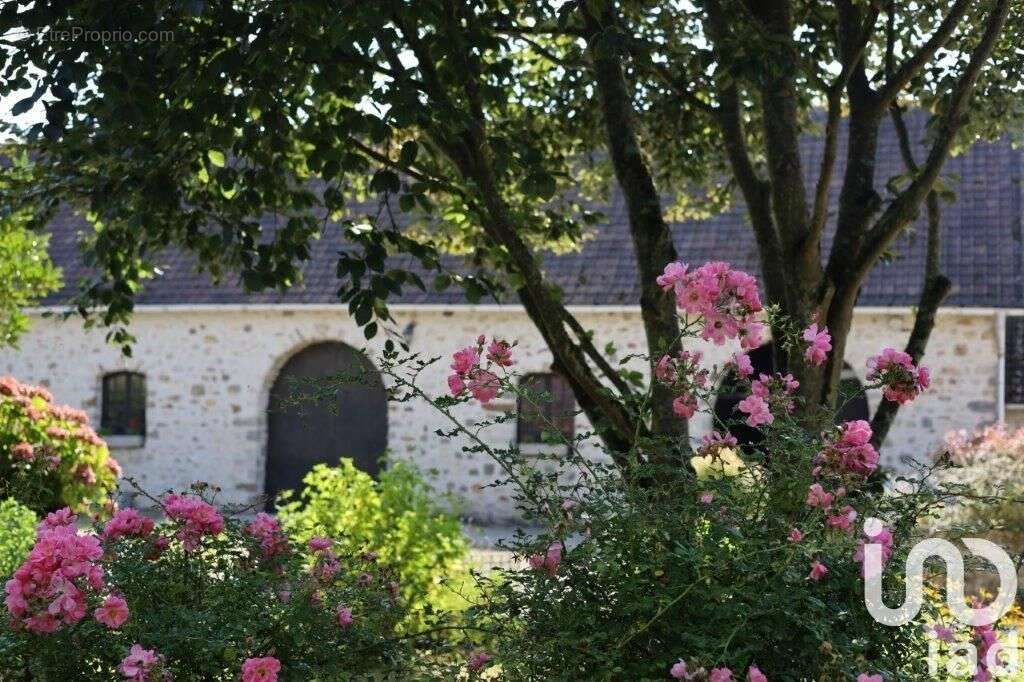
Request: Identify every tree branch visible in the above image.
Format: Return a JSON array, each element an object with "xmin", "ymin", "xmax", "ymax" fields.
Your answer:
[
  {"xmin": 580, "ymin": 6, "xmax": 687, "ymax": 445},
  {"xmin": 702, "ymin": 0, "xmax": 789, "ymax": 313},
  {"xmin": 876, "ymin": 0, "xmax": 972, "ymax": 107},
  {"xmin": 869, "ymin": 104, "xmax": 951, "ymax": 448},
  {"xmin": 855, "ymin": 0, "xmax": 1011, "ymax": 280}
]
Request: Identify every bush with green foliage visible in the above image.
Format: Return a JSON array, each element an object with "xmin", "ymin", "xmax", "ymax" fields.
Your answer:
[
  {"xmin": 0, "ymin": 488, "xmax": 408, "ymax": 679},
  {"xmin": 0, "ymin": 497, "xmax": 35, "ymax": 577},
  {"xmin": 375, "ymin": 261, "xmax": 980, "ymax": 680},
  {"xmin": 0, "ymin": 375, "xmax": 119, "ymax": 515},
  {"xmin": 277, "ymin": 459, "xmax": 472, "ymax": 625}
]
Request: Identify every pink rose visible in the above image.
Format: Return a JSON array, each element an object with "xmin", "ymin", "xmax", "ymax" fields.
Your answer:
[{"xmin": 241, "ymin": 656, "xmax": 281, "ymax": 682}]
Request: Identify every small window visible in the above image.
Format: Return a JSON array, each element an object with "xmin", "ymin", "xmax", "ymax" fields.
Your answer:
[
  {"xmin": 516, "ymin": 372, "xmax": 575, "ymax": 450},
  {"xmin": 101, "ymin": 372, "xmax": 146, "ymax": 438},
  {"xmin": 1006, "ymin": 316, "xmax": 1024, "ymax": 406}
]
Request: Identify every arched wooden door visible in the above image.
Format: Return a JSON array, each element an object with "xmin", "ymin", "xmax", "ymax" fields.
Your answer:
[{"xmin": 265, "ymin": 342, "xmax": 387, "ymax": 504}]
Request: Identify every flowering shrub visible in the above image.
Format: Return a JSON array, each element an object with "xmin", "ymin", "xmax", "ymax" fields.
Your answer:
[
  {"xmin": 276, "ymin": 458, "xmax": 472, "ymax": 627},
  {"xmin": 0, "ymin": 487, "xmax": 408, "ymax": 679},
  {"xmin": 927, "ymin": 425, "xmax": 1024, "ymax": 552},
  {"xmin": 377, "ymin": 259, "xmax": 957, "ymax": 679},
  {"xmin": 0, "ymin": 376, "xmax": 119, "ymax": 514}
]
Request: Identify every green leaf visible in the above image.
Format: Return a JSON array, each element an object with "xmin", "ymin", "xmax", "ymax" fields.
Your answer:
[
  {"xmin": 398, "ymin": 140, "xmax": 419, "ymax": 167},
  {"xmin": 522, "ymin": 171, "xmax": 556, "ymax": 200},
  {"xmin": 207, "ymin": 150, "xmax": 226, "ymax": 167}
]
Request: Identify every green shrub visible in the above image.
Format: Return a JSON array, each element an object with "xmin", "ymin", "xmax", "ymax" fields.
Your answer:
[
  {"xmin": 0, "ymin": 497, "xmax": 35, "ymax": 577},
  {"xmin": 276, "ymin": 459, "xmax": 473, "ymax": 625}
]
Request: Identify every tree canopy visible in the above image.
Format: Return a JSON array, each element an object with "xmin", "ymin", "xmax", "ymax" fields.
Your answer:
[{"xmin": 1, "ymin": 0, "xmax": 1021, "ymax": 462}]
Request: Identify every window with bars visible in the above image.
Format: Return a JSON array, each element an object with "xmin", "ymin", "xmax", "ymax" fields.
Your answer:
[
  {"xmin": 516, "ymin": 372, "xmax": 575, "ymax": 449},
  {"xmin": 101, "ymin": 372, "xmax": 146, "ymax": 438}
]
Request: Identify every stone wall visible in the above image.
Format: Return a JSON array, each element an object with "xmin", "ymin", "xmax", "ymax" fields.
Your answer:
[{"xmin": 0, "ymin": 306, "xmax": 1000, "ymax": 522}]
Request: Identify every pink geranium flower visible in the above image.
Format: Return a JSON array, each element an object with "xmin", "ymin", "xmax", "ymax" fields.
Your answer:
[
  {"xmin": 787, "ymin": 528, "xmax": 804, "ymax": 543},
  {"xmin": 485, "ymin": 339, "xmax": 514, "ymax": 367},
  {"xmin": 747, "ymin": 666, "xmax": 768, "ymax": 682},
  {"xmin": 670, "ymin": 659, "xmax": 700, "ymax": 680},
  {"xmin": 241, "ymin": 656, "xmax": 281, "ymax": 682},
  {"xmin": 857, "ymin": 675, "xmax": 883, "ymax": 682},
  {"xmin": 244, "ymin": 512, "xmax": 288, "ymax": 560},
  {"xmin": 808, "ymin": 560, "xmax": 828, "ymax": 581},
  {"xmin": 802, "ymin": 323, "xmax": 832, "ymax": 366},
  {"xmin": 467, "ymin": 370, "xmax": 500, "ymax": 404},
  {"xmin": 95, "ymin": 595, "xmax": 130, "ymax": 629},
  {"xmin": 11, "ymin": 442, "xmax": 33, "ymax": 461},
  {"xmin": 336, "ymin": 604, "xmax": 354, "ymax": 628}
]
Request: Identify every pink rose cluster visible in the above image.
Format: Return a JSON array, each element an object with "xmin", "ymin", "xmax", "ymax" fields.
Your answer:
[
  {"xmin": 163, "ymin": 493, "xmax": 225, "ymax": 551},
  {"xmin": 447, "ymin": 335, "xmax": 515, "ymax": 404},
  {"xmin": 4, "ymin": 509, "xmax": 105, "ymax": 634},
  {"xmin": 657, "ymin": 261, "xmax": 764, "ymax": 347},
  {"xmin": 866, "ymin": 348, "xmax": 929, "ymax": 405},
  {"xmin": 813, "ymin": 420, "xmax": 880, "ymax": 479},
  {"xmin": 669, "ymin": 660, "xmax": 768, "ymax": 681},
  {"xmin": 655, "ymin": 350, "xmax": 709, "ymax": 418},
  {"xmin": 802, "ymin": 323, "xmax": 832, "ymax": 367},
  {"xmin": 244, "ymin": 512, "xmax": 289, "ymax": 561},
  {"xmin": 103, "ymin": 508, "xmax": 155, "ymax": 541},
  {"xmin": 737, "ymin": 373, "xmax": 798, "ymax": 428}
]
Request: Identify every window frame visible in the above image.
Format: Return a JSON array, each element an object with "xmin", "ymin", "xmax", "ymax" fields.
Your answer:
[
  {"xmin": 100, "ymin": 371, "xmax": 147, "ymax": 447},
  {"xmin": 515, "ymin": 372, "xmax": 575, "ymax": 455}
]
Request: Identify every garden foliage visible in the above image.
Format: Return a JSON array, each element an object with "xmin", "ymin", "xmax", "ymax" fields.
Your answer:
[
  {"xmin": 0, "ymin": 489, "xmax": 408, "ymax": 680},
  {"xmin": 0, "ymin": 497, "xmax": 35, "ymax": 577},
  {"xmin": 276, "ymin": 458, "xmax": 473, "ymax": 624},
  {"xmin": 376, "ymin": 260, "xmax": 981, "ymax": 680}
]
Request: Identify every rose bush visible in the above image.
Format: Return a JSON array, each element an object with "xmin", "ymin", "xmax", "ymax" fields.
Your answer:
[
  {"xmin": 0, "ymin": 376, "xmax": 119, "ymax": 515},
  {"xmin": 379, "ymin": 260, "xmax": 964, "ymax": 680},
  {"xmin": 0, "ymin": 486, "xmax": 409, "ymax": 679}
]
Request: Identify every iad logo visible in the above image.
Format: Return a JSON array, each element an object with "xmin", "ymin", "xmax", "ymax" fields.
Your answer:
[{"xmin": 861, "ymin": 518, "xmax": 1019, "ymax": 677}]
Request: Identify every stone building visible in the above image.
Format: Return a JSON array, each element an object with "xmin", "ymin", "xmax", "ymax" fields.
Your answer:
[{"xmin": 3, "ymin": 118, "xmax": 1023, "ymax": 522}]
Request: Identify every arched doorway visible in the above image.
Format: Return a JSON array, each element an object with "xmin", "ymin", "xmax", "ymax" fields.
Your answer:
[
  {"xmin": 713, "ymin": 344, "xmax": 869, "ymax": 448},
  {"xmin": 265, "ymin": 342, "xmax": 388, "ymax": 505}
]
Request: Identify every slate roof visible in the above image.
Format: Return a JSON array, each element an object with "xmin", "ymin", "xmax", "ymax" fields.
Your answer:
[{"xmin": 40, "ymin": 112, "xmax": 1024, "ymax": 309}]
